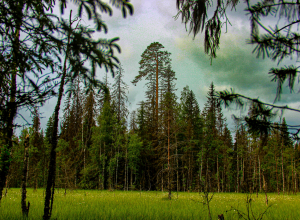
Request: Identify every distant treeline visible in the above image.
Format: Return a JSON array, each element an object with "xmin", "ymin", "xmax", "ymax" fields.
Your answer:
[{"xmin": 7, "ymin": 81, "xmax": 297, "ymax": 194}]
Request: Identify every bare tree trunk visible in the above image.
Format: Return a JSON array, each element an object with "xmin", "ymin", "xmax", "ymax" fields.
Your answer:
[
  {"xmin": 155, "ymin": 55, "xmax": 159, "ymax": 120},
  {"xmin": 237, "ymin": 152, "xmax": 239, "ymax": 193},
  {"xmin": 161, "ymin": 165, "xmax": 164, "ymax": 192},
  {"xmin": 175, "ymin": 134, "xmax": 179, "ymax": 196},
  {"xmin": 116, "ymin": 146, "xmax": 119, "ymax": 189},
  {"xmin": 188, "ymin": 155, "xmax": 191, "ymax": 191},
  {"xmin": 276, "ymin": 155, "xmax": 279, "ymax": 195},
  {"xmin": 206, "ymin": 159, "xmax": 209, "ymax": 191},
  {"xmin": 242, "ymin": 159, "xmax": 245, "ymax": 190},
  {"xmin": 222, "ymin": 170, "xmax": 224, "ymax": 192},
  {"xmin": 282, "ymin": 149, "xmax": 285, "ymax": 194},
  {"xmin": 125, "ymin": 145, "xmax": 128, "ymax": 191},
  {"xmin": 292, "ymin": 157, "xmax": 295, "ymax": 194},
  {"xmin": 294, "ymin": 160, "xmax": 297, "ymax": 193},
  {"xmin": 262, "ymin": 170, "xmax": 268, "ymax": 206},
  {"xmin": 253, "ymin": 156, "xmax": 256, "ymax": 193},
  {"xmin": 217, "ymin": 157, "xmax": 220, "ymax": 193},
  {"xmin": 200, "ymin": 145, "xmax": 203, "ymax": 192},
  {"xmin": 82, "ymin": 122, "xmax": 86, "ymax": 183},
  {"xmin": 259, "ymin": 156, "xmax": 262, "ymax": 192},
  {"xmin": 21, "ymin": 135, "xmax": 30, "ymax": 217},
  {"xmin": 103, "ymin": 143, "xmax": 106, "ymax": 189},
  {"xmin": 124, "ymin": 162, "xmax": 126, "ymax": 191},
  {"xmin": 43, "ymin": 11, "xmax": 73, "ymax": 220},
  {"xmin": 64, "ymin": 167, "xmax": 67, "ymax": 196},
  {"xmin": 168, "ymin": 117, "xmax": 171, "ymax": 200},
  {"xmin": 126, "ymin": 159, "xmax": 129, "ymax": 191},
  {"xmin": 99, "ymin": 142, "xmax": 102, "ymax": 189}
]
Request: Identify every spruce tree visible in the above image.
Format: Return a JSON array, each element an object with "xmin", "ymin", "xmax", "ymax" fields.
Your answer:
[
  {"xmin": 202, "ymin": 82, "xmax": 219, "ymax": 191},
  {"xmin": 112, "ymin": 64, "xmax": 129, "ymax": 124},
  {"xmin": 178, "ymin": 86, "xmax": 201, "ymax": 191},
  {"xmin": 158, "ymin": 65, "xmax": 178, "ymax": 198}
]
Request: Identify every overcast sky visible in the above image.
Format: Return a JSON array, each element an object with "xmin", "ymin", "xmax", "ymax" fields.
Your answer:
[{"xmin": 16, "ymin": 0, "xmax": 300, "ymax": 135}]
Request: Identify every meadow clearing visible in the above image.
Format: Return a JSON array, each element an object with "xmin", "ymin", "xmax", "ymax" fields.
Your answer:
[{"xmin": 1, "ymin": 188, "xmax": 299, "ymax": 219}]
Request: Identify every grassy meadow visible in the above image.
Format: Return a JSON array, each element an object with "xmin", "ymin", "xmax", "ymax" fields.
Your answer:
[{"xmin": 1, "ymin": 188, "xmax": 299, "ymax": 219}]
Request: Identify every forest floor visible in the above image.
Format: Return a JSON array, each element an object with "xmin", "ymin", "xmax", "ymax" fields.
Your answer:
[{"xmin": 1, "ymin": 188, "xmax": 299, "ymax": 219}]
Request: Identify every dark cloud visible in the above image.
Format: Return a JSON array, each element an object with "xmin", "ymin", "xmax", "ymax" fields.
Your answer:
[{"xmin": 14, "ymin": 0, "xmax": 300, "ymax": 135}]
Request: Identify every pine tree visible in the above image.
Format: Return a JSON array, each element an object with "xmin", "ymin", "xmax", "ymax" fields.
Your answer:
[{"xmin": 132, "ymin": 42, "xmax": 171, "ymax": 128}]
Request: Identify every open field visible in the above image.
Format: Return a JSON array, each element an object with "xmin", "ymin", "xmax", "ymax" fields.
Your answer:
[{"xmin": 1, "ymin": 189, "xmax": 300, "ymax": 219}]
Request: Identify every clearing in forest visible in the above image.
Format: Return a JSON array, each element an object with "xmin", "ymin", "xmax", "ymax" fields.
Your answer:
[{"xmin": 1, "ymin": 189, "xmax": 299, "ymax": 219}]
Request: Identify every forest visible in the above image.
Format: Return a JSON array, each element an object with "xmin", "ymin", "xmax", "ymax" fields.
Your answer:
[
  {"xmin": 2, "ymin": 0, "xmax": 300, "ymax": 219},
  {"xmin": 7, "ymin": 42, "xmax": 297, "ymax": 196}
]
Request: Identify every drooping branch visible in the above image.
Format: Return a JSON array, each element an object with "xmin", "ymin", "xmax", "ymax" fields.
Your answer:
[{"xmin": 217, "ymin": 89, "xmax": 300, "ymax": 139}]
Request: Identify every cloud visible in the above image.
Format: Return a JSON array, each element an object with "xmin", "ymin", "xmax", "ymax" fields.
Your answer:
[{"xmin": 14, "ymin": 0, "xmax": 300, "ymax": 136}]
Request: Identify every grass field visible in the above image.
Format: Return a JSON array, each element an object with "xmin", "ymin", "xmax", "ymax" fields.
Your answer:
[{"xmin": 1, "ymin": 188, "xmax": 299, "ymax": 219}]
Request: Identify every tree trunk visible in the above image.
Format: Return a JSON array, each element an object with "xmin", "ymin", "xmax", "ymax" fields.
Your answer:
[
  {"xmin": 242, "ymin": 158, "xmax": 245, "ymax": 190},
  {"xmin": 217, "ymin": 156, "xmax": 220, "ymax": 193},
  {"xmin": 64, "ymin": 167, "xmax": 67, "ymax": 196},
  {"xmin": 99, "ymin": 142, "xmax": 102, "ymax": 189},
  {"xmin": 275, "ymin": 155, "xmax": 279, "ymax": 195},
  {"xmin": 282, "ymin": 149, "xmax": 285, "ymax": 194},
  {"xmin": 253, "ymin": 156, "xmax": 256, "ymax": 193},
  {"xmin": 168, "ymin": 116, "xmax": 171, "ymax": 199},
  {"xmin": 294, "ymin": 160, "xmax": 297, "ymax": 193},
  {"xmin": 83, "ymin": 122, "xmax": 86, "ymax": 184},
  {"xmin": 0, "ymin": 4, "xmax": 22, "ymax": 202},
  {"xmin": 116, "ymin": 145, "xmax": 119, "ymax": 189},
  {"xmin": 124, "ymin": 161, "xmax": 126, "ymax": 191},
  {"xmin": 262, "ymin": 170, "xmax": 268, "ymax": 205},
  {"xmin": 222, "ymin": 169, "xmax": 224, "ymax": 192},
  {"xmin": 292, "ymin": 157, "xmax": 295, "ymax": 194},
  {"xmin": 21, "ymin": 135, "xmax": 30, "ymax": 217},
  {"xmin": 259, "ymin": 156, "xmax": 262, "ymax": 192},
  {"xmin": 176, "ymin": 134, "xmax": 179, "ymax": 196},
  {"xmin": 130, "ymin": 169, "xmax": 133, "ymax": 190},
  {"xmin": 237, "ymin": 152, "xmax": 239, "ymax": 193},
  {"xmin": 127, "ymin": 158, "xmax": 129, "ymax": 191},
  {"xmin": 155, "ymin": 55, "xmax": 159, "ymax": 121},
  {"xmin": 43, "ymin": 11, "xmax": 72, "ymax": 220},
  {"xmin": 206, "ymin": 159, "xmax": 209, "ymax": 191},
  {"xmin": 161, "ymin": 165, "xmax": 164, "ymax": 192},
  {"xmin": 200, "ymin": 145, "xmax": 203, "ymax": 192}
]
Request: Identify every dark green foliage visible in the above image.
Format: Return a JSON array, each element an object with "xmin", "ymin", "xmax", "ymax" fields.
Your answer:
[
  {"xmin": 175, "ymin": 0, "xmax": 300, "ymax": 140},
  {"xmin": 5, "ymin": 76, "xmax": 299, "ymax": 196},
  {"xmin": 112, "ymin": 63, "xmax": 129, "ymax": 124},
  {"xmin": 175, "ymin": 0, "xmax": 238, "ymax": 61}
]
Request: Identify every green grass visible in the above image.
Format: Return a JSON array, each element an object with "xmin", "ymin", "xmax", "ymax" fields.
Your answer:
[{"xmin": 1, "ymin": 188, "xmax": 299, "ymax": 219}]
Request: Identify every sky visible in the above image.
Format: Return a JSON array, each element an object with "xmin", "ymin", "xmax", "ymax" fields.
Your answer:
[{"xmin": 16, "ymin": 0, "xmax": 300, "ymax": 135}]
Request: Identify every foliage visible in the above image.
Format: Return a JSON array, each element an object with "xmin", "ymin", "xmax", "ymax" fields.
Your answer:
[{"xmin": 175, "ymin": 0, "xmax": 300, "ymax": 140}]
